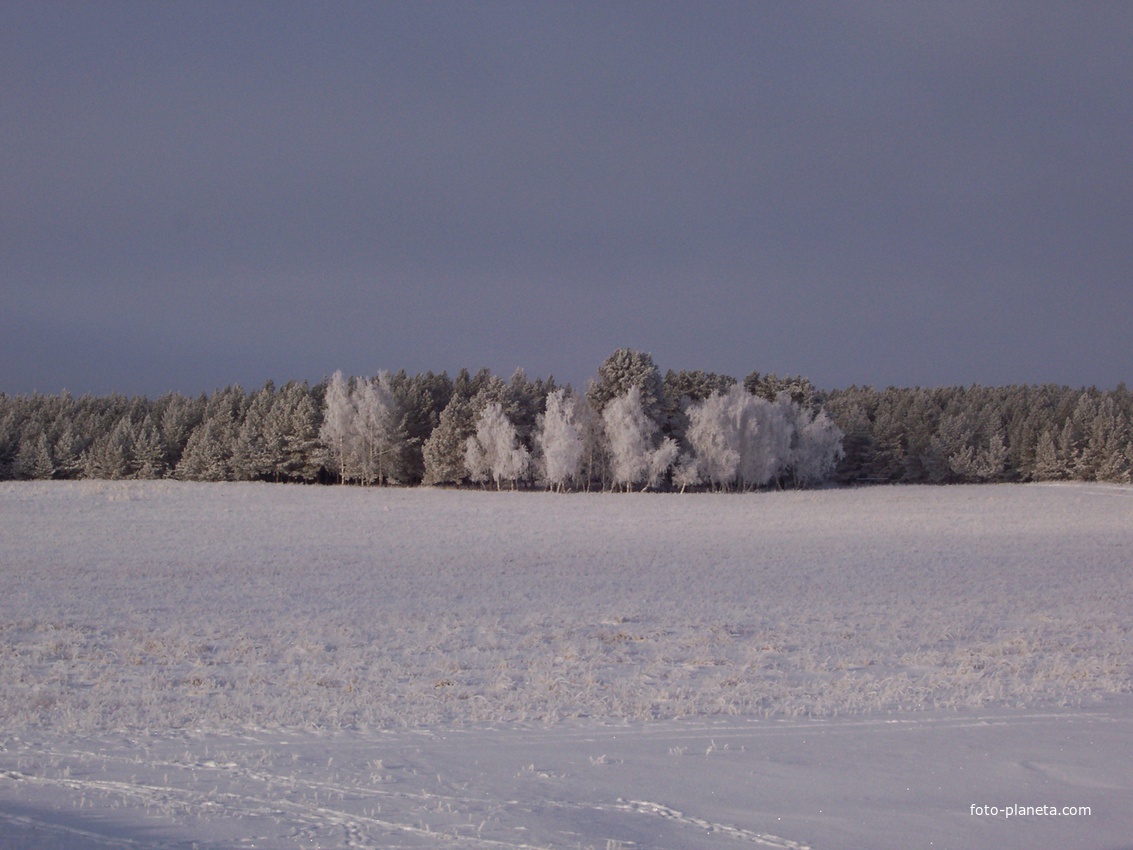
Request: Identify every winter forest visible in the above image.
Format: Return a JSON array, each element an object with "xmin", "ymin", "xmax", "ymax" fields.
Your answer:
[{"xmin": 2, "ymin": 349, "xmax": 1132, "ymax": 489}]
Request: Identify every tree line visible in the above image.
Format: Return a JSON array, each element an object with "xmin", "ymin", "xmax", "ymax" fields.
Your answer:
[
  {"xmin": 824, "ymin": 383, "xmax": 1133, "ymax": 484},
  {"xmin": 1, "ymin": 350, "xmax": 1129, "ymax": 488}
]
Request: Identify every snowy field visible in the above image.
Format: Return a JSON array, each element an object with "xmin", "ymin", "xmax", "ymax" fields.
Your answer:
[{"xmin": 1, "ymin": 481, "xmax": 1131, "ymax": 849}]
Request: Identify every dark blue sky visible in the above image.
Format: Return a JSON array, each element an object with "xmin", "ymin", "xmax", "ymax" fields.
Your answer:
[{"xmin": 4, "ymin": 1, "xmax": 1131, "ymax": 396}]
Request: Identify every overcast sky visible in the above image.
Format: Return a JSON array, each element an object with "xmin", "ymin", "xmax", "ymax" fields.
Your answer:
[{"xmin": 4, "ymin": 1, "xmax": 1130, "ymax": 396}]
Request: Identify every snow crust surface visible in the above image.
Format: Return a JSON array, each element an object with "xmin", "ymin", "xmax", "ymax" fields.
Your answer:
[{"xmin": 1, "ymin": 481, "xmax": 1131, "ymax": 848}]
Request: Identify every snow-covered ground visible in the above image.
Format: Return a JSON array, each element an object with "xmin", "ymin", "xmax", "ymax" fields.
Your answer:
[{"xmin": 1, "ymin": 481, "xmax": 1131, "ymax": 848}]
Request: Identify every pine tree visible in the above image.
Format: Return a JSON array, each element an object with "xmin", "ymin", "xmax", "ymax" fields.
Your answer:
[
  {"xmin": 158, "ymin": 393, "xmax": 203, "ymax": 472},
  {"xmin": 83, "ymin": 416, "xmax": 136, "ymax": 479},
  {"xmin": 390, "ymin": 370, "xmax": 454, "ymax": 484},
  {"xmin": 279, "ymin": 382, "xmax": 323, "ymax": 482},
  {"xmin": 52, "ymin": 422, "xmax": 84, "ymax": 479},
  {"xmin": 132, "ymin": 416, "xmax": 168, "ymax": 479},
  {"xmin": 588, "ymin": 349, "xmax": 664, "ymax": 421},
  {"xmin": 175, "ymin": 418, "xmax": 231, "ymax": 481},
  {"xmin": 16, "ymin": 430, "xmax": 57, "ymax": 480},
  {"xmin": 1031, "ymin": 429, "xmax": 1064, "ymax": 481},
  {"xmin": 422, "ymin": 396, "xmax": 474, "ymax": 486},
  {"xmin": 231, "ymin": 382, "xmax": 279, "ymax": 481}
]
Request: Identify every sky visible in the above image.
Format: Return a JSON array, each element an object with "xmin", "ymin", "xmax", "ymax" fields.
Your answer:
[{"xmin": 3, "ymin": 1, "xmax": 1131, "ymax": 397}]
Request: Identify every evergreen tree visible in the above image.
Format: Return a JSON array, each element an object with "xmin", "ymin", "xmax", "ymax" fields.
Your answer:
[
  {"xmin": 389, "ymin": 370, "xmax": 453, "ymax": 483},
  {"xmin": 588, "ymin": 349, "xmax": 665, "ymax": 421},
  {"xmin": 744, "ymin": 371, "xmax": 816, "ymax": 407},
  {"xmin": 83, "ymin": 416, "xmax": 136, "ymax": 479},
  {"xmin": 15, "ymin": 430, "xmax": 55, "ymax": 480},
  {"xmin": 52, "ymin": 421, "xmax": 84, "ymax": 479},
  {"xmin": 175, "ymin": 417, "xmax": 232, "ymax": 481},
  {"xmin": 132, "ymin": 415, "xmax": 168, "ymax": 479},
  {"xmin": 158, "ymin": 393, "xmax": 203, "ymax": 472},
  {"xmin": 1031, "ymin": 429, "xmax": 1064, "ymax": 481},
  {"xmin": 231, "ymin": 381, "xmax": 280, "ymax": 481},
  {"xmin": 422, "ymin": 396, "xmax": 474, "ymax": 486},
  {"xmin": 278, "ymin": 381, "xmax": 324, "ymax": 482}
]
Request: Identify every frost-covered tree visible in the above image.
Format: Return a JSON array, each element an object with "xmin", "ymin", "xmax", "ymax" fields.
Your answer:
[
  {"xmin": 354, "ymin": 372, "xmax": 402, "ymax": 485},
  {"xmin": 602, "ymin": 387, "xmax": 654, "ymax": 491},
  {"xmin": 739, "ymin": 393, "xmax": 794, "ymax": 489},
  {"xmin": 537, "ymin": 389, "xmax": 583, "ymax": 491},
  {"xmin": 390, "ymin": 370, "xmax": 454, "ymax": 483},
  {"xmin": 683, "ymin": 385, "xmax": 798, "ymax": 490},
  {"xmin": 132, "ymin": 415, "xmax": 168, "ymax": 479},
  {"xmin": 175, "ymin": 417, "xmax": 231, "ymax": 481},
  {"xmin": 588, "ymin": 349, "xmax": 664, "ymax": 420},
  {"xmin": 278, "ymin": 381, "xmax": 323, "ymax": 482},
  {"xmin": 465, "ymin": 402, "xmax": 530, "ymax": 489},
  {"xmin": 574, "ymin": 394, "xmax": 609, "ymax": 491},
  {"xmin": 684, "ymin": 389, "xmax": 742, "ymax": 489},
  {"xmin": 158, "ymin": 393, "xmax": 203, "ymax": 472},
  {"xmin": 232, "ymin": 382, "xmax": 279, "ymax": 481},
  {"xmin": 317, "ymin": 371, "xmax": 404, "ymax": 485},
  {"xmin": 422, "ymin": 396, "xmax": 475, "ymax": 486},
  {"xmin": 672, "ymin": 452, "xmax": 700, "ymax": 492},
  {"xmin": 601, "ymin": 386, "xmax": 676, "ymax": 491},
  {"xmin": 319, "ymin": 371, "xmax": 358, "ymax": 484},
  {"xmin": 83, "ymin": 416, "xmax": 136, "ymax": 479},
  {"xmin": 790, "ymin": 407, "xmax": 845, "ymax": 487},
  {"xmin": 1030, "ymin": 429, "xmax": 1064, "ymax": 481},
  {"xmin": 15, "ymin": 430, "xmax": 55, "ymax": 480},
  {"xmin": 52, "ymin": 421, "xmax": 84, "ymax": 479},
  {"xmin": 646, "ymin": 437, "xmax": 679, "ymax": 490}
]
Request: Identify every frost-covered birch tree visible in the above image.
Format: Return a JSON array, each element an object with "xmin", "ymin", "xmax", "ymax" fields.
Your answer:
[
  {"xmin": 319, "ymin": 371, "xmax": 358, "ymax": 484},
  {"xmin": 685, "ymin": 389, "xmax": 742, "ymax": 489},
  {"xmin": 739, "ymin": 394, "xmax": 793, "ymax": 488},
  {"xmin": 465, "ymin": 402, "xmax": 529, "ymax": 489},
  {"xmin": 602, "ymin": 386, "xmax": 677, "ymax": 491},
  {"xmin": 354, "ymin": 372, "xmax": 401, "ymax": 485},
  {"xmin": 536, "ymin": 389, "xmax": 583, "ymax": 491},
  {"xmin": 790, "ymin": 407, "xmax": 845, "ymax": 487},
  {"xmin": 683, "ymin": 386, "xmax": 803, "ymax": 490}
]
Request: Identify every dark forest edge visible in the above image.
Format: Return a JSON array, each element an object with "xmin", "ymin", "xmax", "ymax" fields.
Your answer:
[{"xmin": 2, "ymin": 350, "xmax": 1131, "ymax": 489}]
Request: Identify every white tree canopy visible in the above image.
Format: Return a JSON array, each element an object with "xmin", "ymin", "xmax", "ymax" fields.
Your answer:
[
  {"xmin": 466, "ymin": 402, "xmax": 530, "ymax": 490},
  {"xmin": 601, "ymin": 386, "xmax": 678, "ymax": 491},
  {"xmin": 537, "ymin": 389, "xmax": 584, "ymax": 491}
]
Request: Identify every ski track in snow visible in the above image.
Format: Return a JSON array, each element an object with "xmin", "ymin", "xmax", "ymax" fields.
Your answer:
[{"xmin": 1, "ymin": 481, "xmax": 1132, "ymax": 848}]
